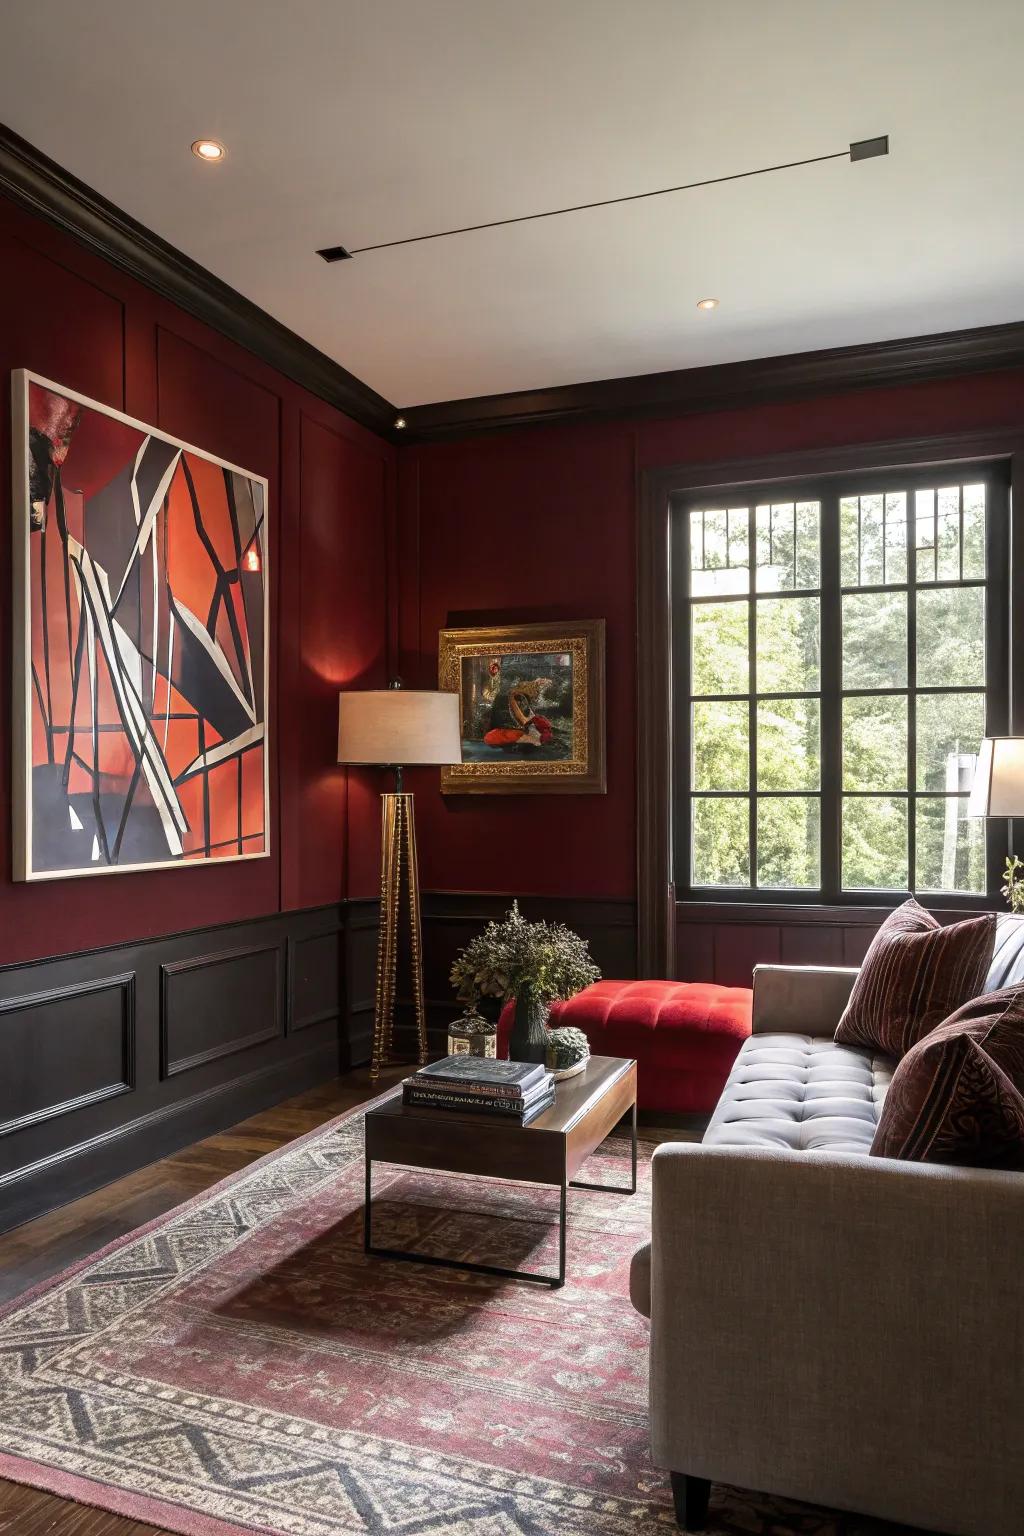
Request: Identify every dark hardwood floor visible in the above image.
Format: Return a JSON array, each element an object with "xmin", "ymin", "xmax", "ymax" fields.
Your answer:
[{"xmin": 0, "ymin": 1068, "xmax": 407, "ymax": 1536}]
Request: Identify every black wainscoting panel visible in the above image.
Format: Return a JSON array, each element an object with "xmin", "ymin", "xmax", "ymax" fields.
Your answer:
[
  {"xmin": 161, "ymin": 944, "xmax": 282, "ymax": 1077},
  {"xmin": 674, "ymin": 901, "xmax": 994, "ymax": 986},
  {"xmin": 0, "ymin": 973, "xmax": 135, "ymax": 1138},
  {"xmin": 713, "ymin": 924, "xmax": 782, "ymax": 989},
  {"xmin": 343, "ymin": 900, "xmax": 379, "ymax": 1069},
  {"xmin": 676, "ymin": 904, "xmax": 879, "ymax": 987},
  {"xmin": 287, "ymin": 924, "xmax": 343, "ymax": 1036},
  {"xmin": 673, "ymin": 919, "xmax": 715, "ymax": 984},
  {"xmin": 0, "ymin": 904, "xmax": 351, "ymax": 1235},
  {"xmin": 779, "ymin": 924, "xmax": 845, "ymax": 967}
]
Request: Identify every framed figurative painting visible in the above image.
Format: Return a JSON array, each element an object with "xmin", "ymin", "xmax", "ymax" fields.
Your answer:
[
  {"xmin": 438, "ymin": 619, "xmax": 605, "ymax": 794},
  {"xmin": 12, "ymin": 371, "xmax": 270, "ymax": 880}
]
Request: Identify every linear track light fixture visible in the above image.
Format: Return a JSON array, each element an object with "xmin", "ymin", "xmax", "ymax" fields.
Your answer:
[{"xmin": 317, "ymin": 136, "xmax": 888, "ymax": 263}]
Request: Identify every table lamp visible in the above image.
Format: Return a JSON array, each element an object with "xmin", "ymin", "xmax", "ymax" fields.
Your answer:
[
  {"xmin": 967, "ymin": 737, "xmax": 1024, "ymax": 819},
  {"xmin": 337, "ymin": 683, "xmax": 461, "ymax": 1077},
  {"xmin": 968, "ymin": 736, "xmax": 1024, "ymax": 910}
]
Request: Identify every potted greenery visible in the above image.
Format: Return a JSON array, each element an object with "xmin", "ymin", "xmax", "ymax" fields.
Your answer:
[
  {"xmin": 545, "ymin": 1024, "xmax": 592, "ymax": 1079},
  {"xmin": 450, "ymin": 902, "xmax": 600, "ymax": 1063}
]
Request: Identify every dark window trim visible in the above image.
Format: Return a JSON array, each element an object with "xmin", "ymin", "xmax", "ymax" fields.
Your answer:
[
  {"xmin": 636, "ymin": 428, "xmax": 1024, "ymax": 977},
  {"xmin": 671, "ymin": 462, "xmax": 1009, "ymax": 905}
]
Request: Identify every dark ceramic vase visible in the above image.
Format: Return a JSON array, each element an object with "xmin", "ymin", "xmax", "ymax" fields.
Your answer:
[{"xmin": 508, "ymin": 987, "xmax": 549, "ymax": 1063}]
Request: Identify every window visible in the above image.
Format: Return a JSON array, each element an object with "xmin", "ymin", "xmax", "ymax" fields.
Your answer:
[{"xmin": 673, "ymin": 465, "xmax": 1009, "ymax": 903}]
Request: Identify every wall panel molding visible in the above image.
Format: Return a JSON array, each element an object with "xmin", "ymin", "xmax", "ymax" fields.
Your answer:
[
  {"xmin": 0, "ymin": 1041, "xmax": 337, "ymax": 1236},
  {"xmin": 342, "ymin": 899, "xmax": 379, "ymax": 1069},
  {"xmin": 160, "ymin": 943, "xmax": 283, "ymax": 1078},
  {"xmin": 0, "ymin": 973, "xmax": 135, "ymax": 1138},
  {"xmin": 286, "ymin": 924, "xmax": 344, "ymax": 1035},
  {"xmin": 0, "ymin": 904, "xmax": 353, "ymax": 1234},
  {"xmin": 674, "ymin": 899, "xmax": 1002, "ymax": 986}
]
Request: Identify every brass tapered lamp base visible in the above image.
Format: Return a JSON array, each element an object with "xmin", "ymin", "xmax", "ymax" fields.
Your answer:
[{"xmin": 371, "ymin": 791, "xmax": 428, "ymax": 1079}]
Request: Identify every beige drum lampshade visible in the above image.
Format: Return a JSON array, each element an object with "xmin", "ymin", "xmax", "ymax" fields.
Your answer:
[
  {"xmin": 337, "ymin": 689, "xmax": 461, "ymax": 766},
  {"xmin": 967, "ymin": 736, "xmax": 1024, "ymax": 818}
]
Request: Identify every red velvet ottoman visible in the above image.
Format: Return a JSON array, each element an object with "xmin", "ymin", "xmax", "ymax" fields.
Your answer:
[{"xmin": 499, "ymin": 980, "xmax": 752, "ymax": 1113}]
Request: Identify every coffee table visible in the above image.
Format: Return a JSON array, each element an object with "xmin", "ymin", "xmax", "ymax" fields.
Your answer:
[{"xmin": 363, "ymin": 1054, "xmax": 637, "ymax": 1288}]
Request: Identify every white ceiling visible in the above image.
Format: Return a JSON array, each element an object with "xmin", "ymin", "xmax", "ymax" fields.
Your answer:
[{"xmin": 2, "ymin": 0, "xmax": 1023, "ymax": 407}]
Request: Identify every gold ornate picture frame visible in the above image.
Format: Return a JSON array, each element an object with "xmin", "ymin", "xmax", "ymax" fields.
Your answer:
[{"xmin": 439, "ymin": 619, "xmax": 606, "ymax": 794}]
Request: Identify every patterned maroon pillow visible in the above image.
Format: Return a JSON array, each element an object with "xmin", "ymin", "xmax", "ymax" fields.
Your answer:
[
  {"xmin": 871, "ymin": 987, "xmax": 1024, "ymax": 1166},
  {"xmin": 835, "ymin": 898, "xmax": 995, "ymax": 1058}
]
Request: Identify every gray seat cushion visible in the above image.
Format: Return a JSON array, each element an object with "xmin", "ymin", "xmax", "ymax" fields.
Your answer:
[
  {"xmin": 703, "ymin": 1034, "xmax": 894, "ymax": 1154},
  {"xmin": 986, "ymin": 913, "xmax": 1024, "ymax": 990}
]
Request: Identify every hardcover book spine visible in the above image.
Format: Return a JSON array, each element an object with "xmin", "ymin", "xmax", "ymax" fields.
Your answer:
[
  {"xmin": 403, "ymin": 1087, "xmax": 533, "ymax": 1115},
  {"xmin": 409, "ymin": 1076, "xmax": 543, "ymax": 1101}
]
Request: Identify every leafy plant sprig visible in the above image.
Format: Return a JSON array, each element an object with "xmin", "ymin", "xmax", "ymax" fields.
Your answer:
[
  {"xmin": 450, "ymin": 901, "xmax": 600, "ymax": 1007},
  {"xmin": 1003, "ymin": 855, "xmax": 1024, "ymax": 916}
]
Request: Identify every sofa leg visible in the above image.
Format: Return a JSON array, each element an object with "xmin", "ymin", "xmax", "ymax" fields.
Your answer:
[{"xmin": 670, "ymin": 1472, "xmax": 710, "ymax": 1531}]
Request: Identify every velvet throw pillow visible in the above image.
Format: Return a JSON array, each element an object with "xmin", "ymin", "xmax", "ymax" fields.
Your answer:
[
  {"xmin": 835, "ymin": 898, "xmax": 995, "ymax": 1058},
  {"xmin": 871, "ymin": 987, "xmax": 1024, "ymax": 1166}
]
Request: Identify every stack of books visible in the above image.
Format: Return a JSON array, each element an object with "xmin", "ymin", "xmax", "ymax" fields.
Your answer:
[{"xmin": 402, "ymin": 1056, "xmax": 555, "ymax": 1124}]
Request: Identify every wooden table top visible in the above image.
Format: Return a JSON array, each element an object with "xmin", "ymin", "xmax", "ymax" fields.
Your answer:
[
  {"xmin": 367, "ymin": 1055, "xmax": 636, "ymax": 1138},
  {"xmin": 365, "ymin": 1056, "xmax": 637, "ymax": 1187}
]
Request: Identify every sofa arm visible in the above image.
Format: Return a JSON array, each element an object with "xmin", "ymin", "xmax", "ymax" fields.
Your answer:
[
  {"xmin": 647, "ymin": 1142, "xmax": 1024, "ymax": 1534},
  {"xmin": 751, "ymin": 962, "xmax": 858, "ymax": 1033}
]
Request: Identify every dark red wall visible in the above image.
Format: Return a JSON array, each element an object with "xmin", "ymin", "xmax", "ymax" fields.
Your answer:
[
  {"xmin": 396, "ymin": 424, "xmax": 637, "ymax": 897},
  {"xmin": 0, "ymin": 192, "xmax": 394, "ymax": 964},
  {"xmin": 6, "ymin": 179, "xmax": 1024, "ymax": 965},
  {"xmin": 399, "ymin": 367, "xmax": 1024, "ymax": 901}
]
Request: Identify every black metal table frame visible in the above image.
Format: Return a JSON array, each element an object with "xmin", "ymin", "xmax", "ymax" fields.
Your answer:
[{"xmin": 363, "ymin": 1098, "xmax": 638, "ymax": 1289}]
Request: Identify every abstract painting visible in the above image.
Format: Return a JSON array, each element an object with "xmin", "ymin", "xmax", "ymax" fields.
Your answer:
[
  {"xmin": 439, "ymin": 619, "xmax": 605, "ymax": 794},
  {"xmin": 12, "ymin": 371, "xmax": 269, "ymax": 880}
]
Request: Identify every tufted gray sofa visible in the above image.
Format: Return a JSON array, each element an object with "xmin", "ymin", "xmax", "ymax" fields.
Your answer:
[{"xmin": 630, "ymin": 914, "xmax": 1024, "ymax": 1535}]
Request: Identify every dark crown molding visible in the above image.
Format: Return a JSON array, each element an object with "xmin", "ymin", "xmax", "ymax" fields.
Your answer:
[
  {"xmin": 0, "ymin": 122, "xmax": 398, "ymax": 440},
  {"xmin": 4, "ymin": 121, "xmax": 1023, "ymax": 449},
  {"xmin": 399, "ymin": 318, "xmax": 1024, "ymax": 442}
]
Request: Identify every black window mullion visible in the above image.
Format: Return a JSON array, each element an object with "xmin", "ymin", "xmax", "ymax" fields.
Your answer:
[
  {"xmin": 985, "ymin": 471, "xmax": 1012, "ymax": 899},
  {"xmin": 907, "ymin": 490, "xmax": 918, "ymax": 894},
  {"xmin": 820, "ymin": 490, "xmax": 841, "ymax": 900}
]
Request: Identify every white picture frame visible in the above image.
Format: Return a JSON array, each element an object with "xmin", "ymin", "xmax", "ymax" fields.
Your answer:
[{"xmin": 12, "ymin": 370, "xmax": 271, "ymax": 880}]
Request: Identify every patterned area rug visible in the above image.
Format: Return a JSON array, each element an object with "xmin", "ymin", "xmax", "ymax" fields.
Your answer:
[{"xmin": 0, "ymin": 1095, "xmax": 916, "ymax": 1536}]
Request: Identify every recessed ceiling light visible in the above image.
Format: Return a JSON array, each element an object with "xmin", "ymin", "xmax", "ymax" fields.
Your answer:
[
  {"xmin": 394, "ymin": 416, "xmax": 407, "ymax": 430},
  {"xmin": 696, "ymin": 297, "xmax": 719, "ymax": 311},
  {"xmin": 191, "ymin": 139, "xmax": 226, "ymax": 162}
]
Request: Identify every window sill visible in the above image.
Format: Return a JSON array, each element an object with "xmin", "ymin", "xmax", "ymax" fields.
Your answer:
[{"xmin": 675, "ymin": 896, "xmax": 1002, "ymax": 925}]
